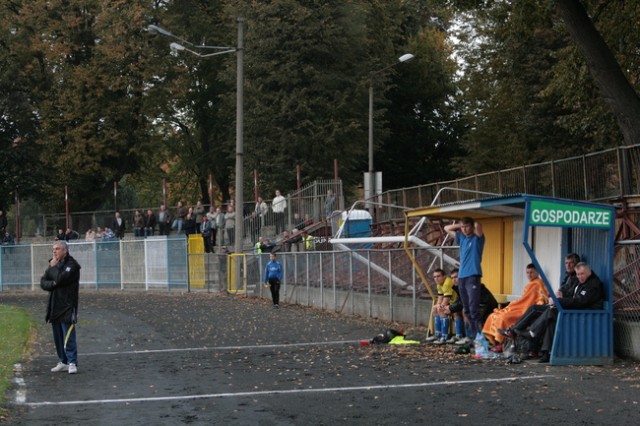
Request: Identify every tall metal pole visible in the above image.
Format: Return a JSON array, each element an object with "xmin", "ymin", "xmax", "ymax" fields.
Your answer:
[
  {"xmin": 368, "ymin": 82, "xmax": 375, "ymax": 217},
  {"xmin": 14, "ymin": 188, "xmax": 20, "ymax": 243},
  {"xmin": 366, "ymin": 54, "xmax": 414, "ymax": 219},
  {"xmin": 162, "ymin": 178, "xmax": 167, "ymax": 207},
  {"xmin": 65, "ymin": 185, "xmax": 70, "ymax": 230},
  {"xmin": 233, "ymin": 17, "xmax": 244, "ymax": 255},
  {"xmin": 209, "ymin": 174, "xmax": 214, "ymax": 207},
  {"xmin": 254, "ymin": 169, "xmax": 259, "ymax": 202}
]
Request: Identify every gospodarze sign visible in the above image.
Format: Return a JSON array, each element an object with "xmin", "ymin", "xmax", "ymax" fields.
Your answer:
[{"xmin": 529, "ymin": 200, "xmax": 612, "ymax": 229}]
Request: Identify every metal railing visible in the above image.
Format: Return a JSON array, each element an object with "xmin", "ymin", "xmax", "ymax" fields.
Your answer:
[
  {"xmin": 5, "ymin": 180, "xmax": 343, "ymax": 250},
  {"xmin": 0, "ymin": 238, "xmax": 189, "ymax": 291},
  {"xmin": 380, "ymin": 145, "xmax": 640, "ymax": 209},
  {"xmin": 613, "ymin": 241, "xmax": 640, "ymax": 359}
]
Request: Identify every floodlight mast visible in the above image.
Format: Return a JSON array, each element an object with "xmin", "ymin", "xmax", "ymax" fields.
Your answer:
[{"xmin": 149, "ymin": 19, "xmax": 246, "ymax": 270}]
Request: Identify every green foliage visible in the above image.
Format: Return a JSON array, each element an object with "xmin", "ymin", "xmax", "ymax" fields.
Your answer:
[
  {"xmin": 452, "ymin": 0, "xmax": 639, "ymax": 175},
  {"xmin": 1, "ymin": 0, "xmax": 461, "ymax": 212}
]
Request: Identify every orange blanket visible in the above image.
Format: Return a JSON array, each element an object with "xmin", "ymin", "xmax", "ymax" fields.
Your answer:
[{"xmin": 482, "ymin": 277, "xmax": 549, "ymax": 345}]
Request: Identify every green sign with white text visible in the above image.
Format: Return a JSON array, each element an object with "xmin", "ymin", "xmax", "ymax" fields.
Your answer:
[{"xmin": 529, "ymin": 200, "xmax": 612, "ymax": 229}]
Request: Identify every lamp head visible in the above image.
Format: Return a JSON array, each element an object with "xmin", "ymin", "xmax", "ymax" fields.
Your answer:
[
  {"xmin": 170, "ymin": 42, "xmax": 186, "ymax": 53},
  {"xmin": 147, "ymin": 24, "xmax": 173, "ymax": 37},
  {"xmin": 398, "ymin": 53, "xmax": 415, "ymax": 63}
]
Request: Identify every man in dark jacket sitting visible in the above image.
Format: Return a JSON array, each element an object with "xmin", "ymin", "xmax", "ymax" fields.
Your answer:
[{"xmin": 518, "ymin": 261, "xmax": 603, "ymax": 363}]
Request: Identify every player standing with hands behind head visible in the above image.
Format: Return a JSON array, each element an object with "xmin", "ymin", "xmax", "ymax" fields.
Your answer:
[
  {"xmin": 263, "ymin": 252, "xmax": 283, "ymax": 309},
  {"xmin": 444, "ymin": 217, "xmax": 485, "ymax": 344},
  {"xmin": 40, "ymin": 241, "xmax": 81, "ymax": 374}
]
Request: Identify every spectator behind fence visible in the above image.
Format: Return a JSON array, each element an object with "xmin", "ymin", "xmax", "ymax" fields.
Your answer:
[
  {"xmin": 172, "ymin": 201, "xmax": 187, "ymax": 234},
  {"xmin": 279, "ymin": 230, "xmax": 291, "ymax": 252},
  {"xmin": 201, "ymin": 216, "xmax": 212, "ymax": 253},
  {"xmin": 255, "ymin": 236, "xmax": 266, "ymax": 254},
  {"xmin": 225, "ymin": 206, "xmax": 236, "ymax": 246},
  {"xmin": 215, "ymin": 207, "xmax": 225, "ymax": 246},
  {"xmin": 103, "ymin": 227, "xmax": 115, "ymax": 241},
  {"xmin": 183, "ymin": 213, "xmax": 196, "ymax": 236},
  {"xmin": 0, "ymin": 209, "xmax": 7, "ymax": 234},
  {"xmin": 112, "ymin": 212, "xmax": 126, "ymax": 239},
  {"xmin": 271, "ymin": 190, "xmax": 287, "ymax": 234},
  {"xmin": 2, "ymin": 230, "xmax": 14, "ymax": 245},
  {"xmin": 208, "ymin": 206, "xmax": 221, "ymax": 248},
  {"xmin": 95, "ymin": 227, "xmax": 104, "ymax": 240},
  {"xmin": 193, "ymin": 201, "xmax": 205, "ymax": 234},
  {"xmin": 133, "ymin": 209, "xmax": 145, "ymax": 237},
  {"xmin": 157, "ymin": 204, "xmax": 171, "ymax": 236},
  {"xmin": 85, "ymin": 228, "xmax": 96, "ymax": 241},
  {"xmin": 254, "ymin": 197, "xmax": 268, "ymax": 239},
  {"xmin": 55, "ymin": 228, "xmax": 65, "ymax": 241},
  {"xmin": 64, "ymin": 227, "xmax": 79, "ymax": 241},
  {"xmin": 302, "ymin": 230, "xmax": 315, "ymax": 251},
  {"xmin": 324, "ymin": 189, "xmax": 336, "ymax": 218},
  {"xmin": 145, "ymin": 209, "xmax": 157, "ymax": 237}
]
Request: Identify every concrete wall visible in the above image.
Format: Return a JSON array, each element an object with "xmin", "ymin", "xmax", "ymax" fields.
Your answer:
[{"xmin": 252, "ymin": 283, "xmax": 433, "ymax": 326}]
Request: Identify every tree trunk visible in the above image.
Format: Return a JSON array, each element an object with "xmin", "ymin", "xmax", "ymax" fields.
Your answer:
[{"xmin": 555, "ymin": 0, "xmax": 640, "ymax": 146}]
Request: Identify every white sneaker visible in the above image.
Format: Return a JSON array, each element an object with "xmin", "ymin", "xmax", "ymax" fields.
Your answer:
[
  {"xmin": 446, "ymin": 336, "xmax": 460, "ymax": 344},
  {"xmin": 51, "ymin": 362, "xmax": 68, "ymax": 372},
  {"xmin": 68, "ymin": 363, "xmax": 77, "ymax": 374},
  {"xmin": 433, "ymin": 338, "xmax": 447, "ymax": 345},
  {"xmin": 425, "ymin": 335, "xmax": 439, "ymax": 342},
  {"xmin": 455, "ymin": 337, "xmax": 471, "ymax": 345}
]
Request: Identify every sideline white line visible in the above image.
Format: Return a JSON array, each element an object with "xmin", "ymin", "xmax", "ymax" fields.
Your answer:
[
  {"xmin": 13, "ymin": 364, "xmax": 26, "ymax": 404},
  {"xmin": 79, "ymin": 340, "xmax": 362, "ymax": 357},
  {"xmin": 22, "ymin": 375, "xmax": 553, "ymax": 407}
]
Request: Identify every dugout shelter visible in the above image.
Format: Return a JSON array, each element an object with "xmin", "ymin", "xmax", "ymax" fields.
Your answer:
[{"xmin": 404, "ymin": 193, "xmax": 615, "ymax": 365}]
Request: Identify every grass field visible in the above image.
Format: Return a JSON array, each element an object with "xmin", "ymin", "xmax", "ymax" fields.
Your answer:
[{"xmin": 0, "ymin": 304, "xmax": 33, "ymax": 419}]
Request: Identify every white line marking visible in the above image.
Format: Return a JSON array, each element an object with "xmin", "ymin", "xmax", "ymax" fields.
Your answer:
[
  {"xmin": 13, "ymin": 364, "xmax": 27, "ymax": 404},
  {"xmin": 22, "ymin": 375, "xmax": 553, "ymax": 407},
  {"xmin": 79, "ymin": 340, "xmax": 362, "ymax": 357}
]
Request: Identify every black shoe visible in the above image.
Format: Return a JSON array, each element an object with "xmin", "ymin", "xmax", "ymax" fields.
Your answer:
[
  {"xmin": 497, "ymin": 328, "xmax": 515, "ymax": 339},
  {"xmin": 538, "ymin": 352, "xmax": 550, "ymax": 363},
  {"xmin": 514, "ymin": 328, "xmax": 534, "ymax": 340}
]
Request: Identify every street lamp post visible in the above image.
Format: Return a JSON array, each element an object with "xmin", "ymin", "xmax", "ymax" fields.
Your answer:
[
  {"xmin": 367, "ymin": 53, "xmax": 414, "ymax": 216},
  {"xmin": 148, "ymin": 19, "xmax": 245, "ymax": 257}
]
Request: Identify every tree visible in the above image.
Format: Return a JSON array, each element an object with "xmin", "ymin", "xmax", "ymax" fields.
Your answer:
[
  {"xmin": 379, "ymin": 1, "xmax": 464, "ymax": 187},
  {"xmin": 145, "ymin": 0, "xmax": 237, "ymax": 205},
  {"xmin": 6, "ymin": 0, "xmax": 158, "ymax": 211},
  {"xmin": 0, "ymin": 0, "xmax": 47, "ymax": 208},
  {"xmin": 554, "ymin": 0, "xmax": 640, "ymax": 147},
  {"xmin": 451, "ymin": 0, "xmax": 640, "ymax": 174}
]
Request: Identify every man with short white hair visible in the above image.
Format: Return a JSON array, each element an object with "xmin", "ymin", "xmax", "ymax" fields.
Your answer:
[
  {"xmin": 40, "ymin": 241, "xmax": 82, "ymax": 374},
  {"xmin": 521, "ymin": 261, "xmax": 603, "ymax": 363}
]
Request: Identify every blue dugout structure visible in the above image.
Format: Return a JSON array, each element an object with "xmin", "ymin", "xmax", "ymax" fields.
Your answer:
[{"xmin": 405, "ymin": 194, "xmax": 614, "ymax": 365}]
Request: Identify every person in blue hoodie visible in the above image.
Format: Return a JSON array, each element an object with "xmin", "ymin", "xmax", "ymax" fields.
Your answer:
[{"xmin": 263, "ymin": 252, "xmax": 283, "ymax": 309}]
